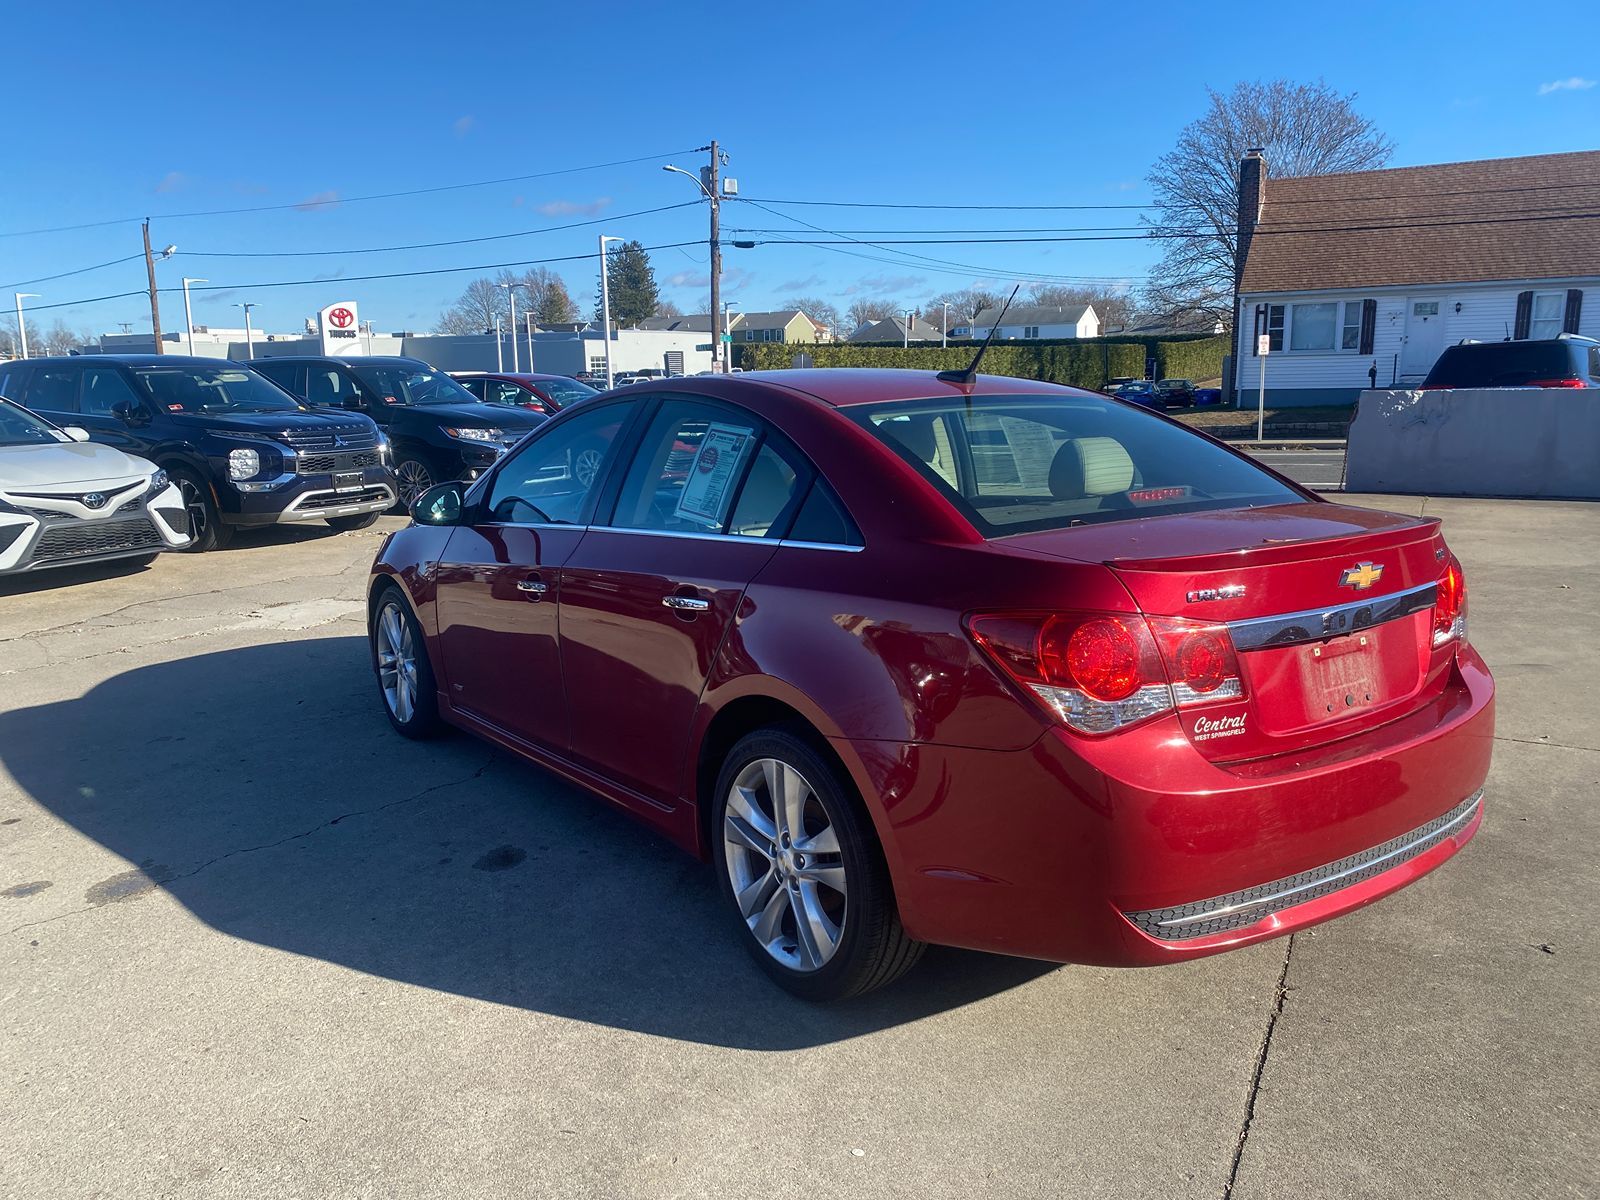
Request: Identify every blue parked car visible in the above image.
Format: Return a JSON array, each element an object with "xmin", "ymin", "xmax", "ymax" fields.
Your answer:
[{"xmin": 1111, "ymin": 380, "xmax": 1167, "ymax": 412}]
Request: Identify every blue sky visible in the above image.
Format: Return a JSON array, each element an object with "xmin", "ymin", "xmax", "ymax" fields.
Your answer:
[{"xmin": 3, "ymin": 0, "xmax": 1597, "ymax": 337}]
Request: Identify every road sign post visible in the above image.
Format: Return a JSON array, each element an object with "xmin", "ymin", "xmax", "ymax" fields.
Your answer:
[{"xmin": 1255, "ymin": 334, "xmax": 1270, "ymax": 441}]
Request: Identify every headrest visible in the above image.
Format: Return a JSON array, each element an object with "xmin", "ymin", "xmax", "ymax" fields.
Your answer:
[
  {"xmin": 1049, "ymin": 437, "xmax": 1135, "ymax": 499},
  {"xmin": 890, "ymin": 416, "xmax": 940, "ymax": 462}
]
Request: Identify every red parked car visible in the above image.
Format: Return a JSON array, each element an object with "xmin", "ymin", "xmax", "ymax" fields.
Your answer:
[
  {"xmin": 454, "ymin": 372, "xmax": 599, "ymax": 415},
  {"xmin": 367, "ymin": 370, "xmax": 1493, "ymax": 1000}
]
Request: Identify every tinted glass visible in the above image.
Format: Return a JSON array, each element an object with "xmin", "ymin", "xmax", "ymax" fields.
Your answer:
[
  {"xmin": 486, "ymin": 380, "xmax": 532, "ymax": 406},
  {"xmin": 1422, "ymin": 343, "xmax": 1571, "ymax": 388},
  {"xmin": 786, "ymin": 481, "xmax": 861, "ymax": 546},
  {"xmin": 534, "ymin": 378, "xmax": 598, "ymax": 407},
  {"xmin": 133, "ymin": 364, "xmax": 302, "ymax": 413},
  {"xmin": 0, "ymin": 399, "xmax": 64, "ymax": 446},
  {"xmin": 25, "ymin": 366, "xmax": 80, "ymax": 414},
  {"xmin": 726, "ymin": 445, "xmax": 801, "ymax": 538},
  {"xmin": 305, "ymin": 365, "xmax": 358, "ymax": 406},
  {"xmin": 483, "ymin": 401, "xmax": 633, "ymax": 525},
  {"xmin": 852, "ymin": 394, "xmax": 1303, "ymax": 535},
  {"xmin": 351, "ymin": 363, "xmax": 477, "ymax": 406},
  {"xmin": 80, "ymin": 367, "xmax": 141, "ymax": 417},
  {"xmin": 611, "ymin": 400, "xmax": 771, "ymax": 535}
]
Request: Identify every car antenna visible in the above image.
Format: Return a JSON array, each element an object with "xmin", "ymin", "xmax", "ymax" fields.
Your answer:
[{"xmin": 936, "ymin": 284, "xmax": 1020, "ymax": 387}]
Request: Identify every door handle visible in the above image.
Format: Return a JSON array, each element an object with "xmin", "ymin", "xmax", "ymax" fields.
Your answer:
[
  {"xmin": 516, "ymin": 579, "xmax": 548, "ymax": 598},
  {"xmin": 662, "ymin": 595, "xmax": 710, "ymax": 612}
]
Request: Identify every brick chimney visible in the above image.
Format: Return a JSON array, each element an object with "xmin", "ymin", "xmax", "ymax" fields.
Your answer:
[{"xmin": 1235, "ymin": 148, "xmax": 1266, "ymax": 288}]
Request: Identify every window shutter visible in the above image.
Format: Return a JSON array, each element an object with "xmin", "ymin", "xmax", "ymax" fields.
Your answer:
[
  {"xmin": 1563, "ymin": 289, "xmax": 1583, "ymax": 335},
  {"xmin": 1358, "ymin": 298, "xmax": 1377, "ymax": 355},
  {"xmin": 1513, "ymin": 290, "xmax": 1533, "ymax": 340},
  {"xmin": 1250, "ymin": 305, "xmax": 1263, "ymax": 356}
]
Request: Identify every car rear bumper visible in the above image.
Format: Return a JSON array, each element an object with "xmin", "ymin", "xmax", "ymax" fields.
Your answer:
[{"xmin": 838, "ymin": 645, "xmax": 1494, "ymax": 966}]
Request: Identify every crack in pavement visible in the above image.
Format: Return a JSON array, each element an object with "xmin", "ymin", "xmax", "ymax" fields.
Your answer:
[
  {"xmin": 1492, "ymin": 734, "xmax": 1599, "ymax": 754},
  {"xmin": 5, "ymin": 755, "xmax": 496, "ymax": 939},
  {"xmin": 1221, "ymin": 933, "xmax": 1295, "ymax": 1200}
]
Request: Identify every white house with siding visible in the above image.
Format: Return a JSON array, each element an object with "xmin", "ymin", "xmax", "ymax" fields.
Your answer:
[
  {"xmin": 1233, "ymin": 149, "xmax": 1600, "ymax": 406},
  {"xmin": 955, "ymin": 304, "xmax": 1100, "ymax": 341}
]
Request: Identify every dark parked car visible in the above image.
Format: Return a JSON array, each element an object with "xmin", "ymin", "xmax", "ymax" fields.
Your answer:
[
  {"xmin": 1111, "ymin": 380, "xmax": 1166, "ymax": 411},
  {"xmin": 1420, "ymin": 335, "xmax": 1600, "ymax": 389},
  {"xmin": 250, "ymin": 356, "xmax": 546, "ymax": 508},
  {"xmin": 1154, "ymin": 378, "xmax": 1197, "ymax": 407},
  {"xmin": 454, "ymin": 372, "xmax": 600, "ymax": 415},
  {"xmin": 368, "ymin": 370, "xmax": 1491, "ymax": 1000},
  {"xmin": 0, "ymin": 355, "xmax": 394, "ymax": 550}
]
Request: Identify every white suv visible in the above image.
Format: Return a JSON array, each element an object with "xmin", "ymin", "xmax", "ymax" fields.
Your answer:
[{"xmin": 0, "ymin": 398, "xmax": 191, "ymax": 576}]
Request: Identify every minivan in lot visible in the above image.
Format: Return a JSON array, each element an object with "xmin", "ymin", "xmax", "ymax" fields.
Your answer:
[
  {"xmin": 250, "ymin": 356, "xmax": 545, "ymax": 508},
  {"xmin": 367, "ymin": 370, "xmax": 1493, "ymax": 1001},
  {"xmin": 0, "ymin": 356, "xmax": 395, "ymax": 550}
]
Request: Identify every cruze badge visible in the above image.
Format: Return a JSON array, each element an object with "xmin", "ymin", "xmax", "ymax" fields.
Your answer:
[
  {"xmin": 82, "ymin": 492, "xmax": 107, "ymax": 510},
  {"xmin": 1186, "ymin": 584, "xmax": 1246, "ymax": 604},
  {"xmin": 1339, "ymin": 562, "xmax": 1384, "ymax": 591}
]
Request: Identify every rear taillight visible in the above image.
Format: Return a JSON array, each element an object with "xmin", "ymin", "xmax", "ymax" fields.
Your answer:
[
  {"xmin": 967, "ymin": 611, "xmax": 1246, "ymax": 734},
  {"xmin": 1528, "ymin": 378, "xmax": 1586, "ymax": 388},
  {"xmin": 1433, "ymin": 555, "xmax": 1468, "ymax": 647}
]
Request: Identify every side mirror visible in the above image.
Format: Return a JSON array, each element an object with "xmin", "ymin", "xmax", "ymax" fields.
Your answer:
[
  {"xmin": 111, "ymin": 400, "xmax": 150, "ymax": 427},
  {"xmin": 411, "ymin": 481, "xmax": 465, "ymax": 526},
  {"xmin": 61, "ymin": 426, "xmax": 92, "ymax": 443},
  {"xmin": 342, "ymin": 395, "xmax": 367, "ymax": 410}
]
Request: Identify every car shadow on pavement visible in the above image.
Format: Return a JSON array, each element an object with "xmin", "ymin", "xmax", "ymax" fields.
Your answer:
[{"xmin": 1, "ymin": 636, "xmax": 1055, "ymax": 1048}]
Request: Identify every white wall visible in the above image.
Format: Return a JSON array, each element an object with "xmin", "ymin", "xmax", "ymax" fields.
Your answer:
[
  {"xmin": 1345, "ymin": 388, "xmax": 1600, "ymax": 498},
  {"xmin": 1236, "ymin": 280, "xmax": 1600, "ymax": 404}
]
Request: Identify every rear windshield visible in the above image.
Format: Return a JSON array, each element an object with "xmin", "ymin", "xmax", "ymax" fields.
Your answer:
[
  {"xmin": 850, "ymin": 394, "xmax": 1303, "ymax": 535},
  {"xmin": 1423, "ymin": 342, "xmax": 1571, "ymax": 388}
]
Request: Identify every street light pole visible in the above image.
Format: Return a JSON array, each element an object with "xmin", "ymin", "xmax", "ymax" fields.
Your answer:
[
  {"xmin": 525, "ymin": 312, "xmax": 535, "ymax": 372},
  {"xmin": 904, "ymin": 310, "xmax": 912, "ymax": 349},
  {"xmin": 942, "ymin": 302, "xmax": 949, "ymax": 349},
  {"xmin": 13, "ymin": 293, "xmax": 38, "ymax": 358},
  {"xmin": 494, "ymin": 313, "xmax": 503, "ymax": 372},
  {"xmin": 233, "ymin": 302, "xmax": 256, "ymax": 359},
  {"xmin": 663, "ymin": 144, "xmax": 725, "ymax": 372},
  {"xmin": 182, "ymin": 278, "xmax": 208, "ymax": 356},
  {"xmin": 598, "ymin": 234, "xmax": 621, "ymax": 389},
  {"xmin": 498, "ymin": 282, "xmax": 520, "ymax": 372}
]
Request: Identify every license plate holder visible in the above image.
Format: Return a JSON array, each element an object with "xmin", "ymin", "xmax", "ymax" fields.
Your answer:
[{"xmin": 333, "ymin": 471, "xmax": 364, "ymax": 492}]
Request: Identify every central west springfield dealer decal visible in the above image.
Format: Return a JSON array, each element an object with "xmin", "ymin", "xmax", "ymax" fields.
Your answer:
[{"xmin": 1192, "ymin": 713, "xmax": 1248, "ymax": 742}]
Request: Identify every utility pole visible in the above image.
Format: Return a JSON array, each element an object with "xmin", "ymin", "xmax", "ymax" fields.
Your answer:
[
  {"xmin": 598, "ymin": 234, "xmax": 619, "ymax": 389},
  {"xmin": 708, "ymin": 141, "xmax": 723, "ymax": 374},
  {"xmin": 143, "ymin": 219, "xmax": 165, "ymax": 354}
]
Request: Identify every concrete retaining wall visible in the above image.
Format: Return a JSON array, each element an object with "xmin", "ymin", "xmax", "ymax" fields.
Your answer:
[{"xmin": 1345, "ymin": 389, "xmax": 1600, "ymax": 499}]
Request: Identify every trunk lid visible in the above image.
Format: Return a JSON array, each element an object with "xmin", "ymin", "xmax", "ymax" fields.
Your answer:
[{"xmin": 1002, "ymin": 503, "xmax": 1452, "ymax": 761}]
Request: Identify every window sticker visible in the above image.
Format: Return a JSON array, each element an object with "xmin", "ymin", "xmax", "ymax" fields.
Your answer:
[{"xmin": 675, "ymin": 421, "xmax": 755, "ymax": 527}]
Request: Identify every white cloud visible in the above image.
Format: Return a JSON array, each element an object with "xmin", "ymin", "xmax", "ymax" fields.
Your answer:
[
  {"xmin": 1538, "ymin": 77, "xmax": 1596, "ymax": 95},
  {"xmin": 155, "ymin": 171, "xmax": 187, "ymax": 194},
  {"xmin": 537, "ymin": 197, "xmax": 612, "ymax": 218},
  {"xmin": 452, "ymin": 115, "xmax": 476, "ymax": 137},
  {"xmin": 295, "ymin": 190, "xmax": 340, "ymax": 211}
]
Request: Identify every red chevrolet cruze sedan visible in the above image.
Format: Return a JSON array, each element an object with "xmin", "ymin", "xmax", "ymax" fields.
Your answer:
[{"xmin": 367, "ymin": 370, "xmax": 1493, "ymax": 1000}]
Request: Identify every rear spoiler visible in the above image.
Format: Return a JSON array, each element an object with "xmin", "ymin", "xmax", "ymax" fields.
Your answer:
[{"xmin": 1104, "ymin": 517, "xmax": 1441, "ymax": 572}]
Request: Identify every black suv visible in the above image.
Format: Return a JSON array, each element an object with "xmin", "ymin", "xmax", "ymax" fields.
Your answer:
[
  {"xmin": 251, "ymin": 356, "xmax": 545, "ymax": 507},
  {"xmin": 0, "ymin": 355, "xmax": 395, "ymax": 551},
  {"xmin": 1421, "ymin": 335, "xmax": 1600, "ymax": 389}
]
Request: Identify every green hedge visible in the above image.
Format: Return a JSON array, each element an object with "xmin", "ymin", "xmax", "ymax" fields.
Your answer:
[
  {"xmin": 1153, "ymin": 336, "xmax": 1227, "ymax": 383},
  {"xmin": 738, "ymin": 339, "xmax": 1146, "ymax": 390}
]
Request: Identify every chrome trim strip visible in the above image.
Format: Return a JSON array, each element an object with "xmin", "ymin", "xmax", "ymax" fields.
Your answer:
[
  {"xmin": 776, "ymin": 538, "xmax": 865, "ymax": 553},
  {"xmin": 1227, "ymin": 581, "xmax": 1437, "ymax": 651},
  {"xmin": 1124, "ymin": 790, "xmax": 1483, "ymax": 941}
]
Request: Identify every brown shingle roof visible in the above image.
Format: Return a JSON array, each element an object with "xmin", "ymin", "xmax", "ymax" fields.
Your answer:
[{"xmin": 1240, "ymin": 150, "xmax": 1600, "ymax": 293}]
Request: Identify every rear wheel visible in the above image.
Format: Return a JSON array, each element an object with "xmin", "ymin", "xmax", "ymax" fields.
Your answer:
[
  {"xmin": 173, "ymin": 470, "xmax": 233, "ymax": 552},
  {"xmin": 370, "ymin": 585, "xmax": 445, "ymax": 739},
  {"xmin": 712, "ymin": 729, "xmax": 923, "ymax": 1001},
  {"xmin": 393, "ymin": 453, "xmax": 438, "ymax": 511},
  {"xmin": 326, "ymin": 511, "xmax": 381, "ymax": 532}
]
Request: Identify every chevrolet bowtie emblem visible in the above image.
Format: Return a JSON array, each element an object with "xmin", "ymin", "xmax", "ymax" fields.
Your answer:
[{"xmin": 1340, "ymin": 562, "xmax": 1384, "ymax": 590}]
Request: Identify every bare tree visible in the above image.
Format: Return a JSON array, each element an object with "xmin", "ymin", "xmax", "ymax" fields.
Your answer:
[
  {"xmin": 655, "ymin": 298, "xmax": 683, "ymax": 320},
  {"xmin": 435, "ymin": 278, "xmax": 503, "ymax": 335},
  {"xmin": 1024, "ymin": 285, "xmax": 1135, "ymax": 333},
  {"xmin": 38, "ymin": 322, "xmax": 90, "ymax": 356},
  {"xmin": 922, "ymin": 288, "xmax": 1004, "ymax": 331},
  {"xmin": 1143, "ymin": 79, "xmax": 1393, "ymax": 324},
  {"xmin": 846, "ymin": 298, "xmax": 900, "ymax": 332},
  {"xmin": 511, "ymin": 267, "xmax": 578, "ymax": 325},
  {"xmin": 780, "ymin": 295, "xmax": 843, "ymax": 339}
]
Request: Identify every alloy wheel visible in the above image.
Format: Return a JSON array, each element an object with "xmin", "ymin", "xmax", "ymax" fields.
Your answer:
[
  {"xmin": 375, "ymin": 601, "xmax": 417, "ymax": 724},
  {"xmin": 573, "ymin": 447, "xmax": 604, "ymax": 489},
  {"xmin": 722, "ymin": 758, "xmax": 849, "ymax": 972},
  {"xmin": 177, "ymin": 476, "xmax": 208, "ymax": 541},
  {"xmin": 395, "ymin": 459, "xmax": 433, "ymax": 508}
]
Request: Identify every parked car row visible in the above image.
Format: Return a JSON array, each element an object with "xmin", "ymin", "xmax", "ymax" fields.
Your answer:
[{"xmin": 1105, "ymin": 377, "xmax": 1222, "ymax": 412}]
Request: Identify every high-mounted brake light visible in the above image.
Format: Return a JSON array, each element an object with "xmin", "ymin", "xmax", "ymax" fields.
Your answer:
[
  {"xmin": 1433, "ymin": 555, "xmax": 1468, "ymax": 647},
  {"xmin": 967, "ymin": 611, "xmax": 1246, "ymax": 735}
]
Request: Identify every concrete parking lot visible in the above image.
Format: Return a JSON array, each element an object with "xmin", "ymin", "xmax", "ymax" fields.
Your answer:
[{"xmin": 1, "ymin": 497, "xmax": 1595, "ymax": 1200}]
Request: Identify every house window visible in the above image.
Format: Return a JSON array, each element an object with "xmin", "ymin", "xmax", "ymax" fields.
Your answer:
[
  {"xmin": 745, "ymin": 329, "xmax": 756, "ymax": 341},
  {"xmin": 1531, "ymin": 292, "xmax": 1565, "ymax": 340},
  {"xmin": 588, "ymin": 355, "xmax": 607, "ymax": 374},
  {"xmin": 1288, "ymin": 302, "xmax": 1338, "ymax": 351},
  {"xmin": 1265, "ymin": 305, "xmax": 1286, "ymax": 352},
  {"xmin": 1024, "ymin": 325, "xmax": 1040, "ymax": 338},
  {"xmin": 1341, "ymin": 303, "xmax": 1363, "ymax": 350}
]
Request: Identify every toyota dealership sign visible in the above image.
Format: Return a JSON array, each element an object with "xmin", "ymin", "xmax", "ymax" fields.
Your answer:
[{"xmin": 318, "ymin": 301, "xmax": 361, "ymax": 355}]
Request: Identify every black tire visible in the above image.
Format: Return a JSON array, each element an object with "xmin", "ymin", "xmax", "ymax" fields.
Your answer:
[
  {"xmin": 172, "ymin": 469, "xmax": 234, "ymax": 552},
  {"xmin": 369, "ymin": 584, "xmax": 446, "ymax": 739},
  {"xmin": 711, "ymin": 728, "xmax": 924, "ymax": 1001},
  {"xmin": 393, "ymin": 451, "xmax": 440, "ymax": 512},
  {"xmin": 326, "ymin": 511, "xmax": 382, "ymax": 532}
]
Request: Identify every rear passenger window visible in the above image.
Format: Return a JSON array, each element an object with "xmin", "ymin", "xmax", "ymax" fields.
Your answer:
[
  {"xmin": 726, "ymin": 445, "xmax": 800, "ymax": 538},
  {"xmin": 612, "ymin": 400, "xmax": 785, "ymax": 535},
  {"xmin": 25, "ymin": 367, "xmax": 80, "ymax": 414},
  {"xmin": 786, "ymin": 481, "xmax": 861, "ymax": 546}
]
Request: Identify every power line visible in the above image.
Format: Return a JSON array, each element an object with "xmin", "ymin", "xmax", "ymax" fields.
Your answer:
[
  {"xmin": 0, "ymin": 148, "xmax": 703, "ymax": 239},
  {"xmin": 0, "ymin": 253, "xmax": 146, "ymax": 291},
  {"xmin": 742, "ymin": 196, "xmax": 1158, "ymax": 211},
  {"xmin": 184, "ymin": 201, "xmax": 700, "ymax": 257}
]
